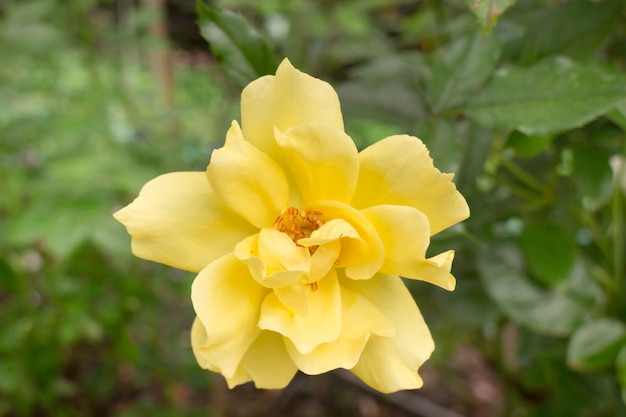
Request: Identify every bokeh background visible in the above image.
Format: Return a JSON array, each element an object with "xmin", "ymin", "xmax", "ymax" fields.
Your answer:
[{"xmin": 3, "ymin": 0, "xmax": 626, "ymax": 416}]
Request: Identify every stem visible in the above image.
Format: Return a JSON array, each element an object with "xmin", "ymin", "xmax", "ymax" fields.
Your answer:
[
  {"xmin": 613, "ymin": 147, "xmax": 626, "ymax": 316},
  {"xmin": 142, "ymin": 0, "xmax": 175, "ymax": 108},
  {"xmin": 500, "ymin": 157, "xmax": 546, "ymax": 194}
]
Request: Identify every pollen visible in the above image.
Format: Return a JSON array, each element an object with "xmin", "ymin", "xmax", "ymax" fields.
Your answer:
[{"xmin": 273, "ymin": 207, "xmax": 325, "ymax": 243}]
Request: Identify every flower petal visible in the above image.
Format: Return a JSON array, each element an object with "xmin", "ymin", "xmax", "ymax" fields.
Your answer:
[
  {"xmin": 274, "ymin": 283, "xmax": 309, "ymax": 316},
  {"xmin": 259, "ymin": 269, "xmax": 341, "ymax": 354},
  {"xmin": 352, "ymin": 135, "xmax": 469, "ymax": 235},
  {"xmin": 113, "ymin": 172, "xmax": 254, "ymax": 272},
  {"xmin": 361, "ymin": 205, "xmax": 456, "ymax": 290},
  {"xmin": 241, "ymin": 59, "xmax": 344, "ymax": 163},
  {"xmin": 191, "ymin": 253, "xmax": 268, "ymax": 378},
  {"xmin": 235, "ymin": 230, "xmax": 311, "ymax": 289},
  {"xmin": 306, "ymin": 201, "xmax": 385, "ymax": 280},
  {"xmin": 226, "ymin": 331, "xmax": 298, "ymax": 389},
  {"xmin": 342, "ymin": 274, "xmax": 434, "ymax": 393},
  {"xmin": 190, "ymin": 316, "xmax": 220, "ymax": 372},
  {"xmin": 285, "ymin": 281, "xmax": 395, "ymax": 375},
  {"xmin": 206, "ymin": 121, "xmax": 289, "ymax": 229},
  {"xmin": 299, "ymin": 219, "xmax": 369, "ymax": 274},
  {"xmin": 276, "ymin": 123, "xmax": 358, "ymax": 204}
]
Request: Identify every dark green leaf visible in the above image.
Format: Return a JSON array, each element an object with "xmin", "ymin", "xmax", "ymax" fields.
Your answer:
[
  {"xmin": 520, "ymin": 221, "xmax": 576, "ymax": 287},
  {"xmin": 507, "ymin": 0, "xmax": 624, "ymax": 64},
  {"xmin": 507, "ymin": 130, "xmax": 553, "ymax": 158},
  {"xmin": 464, "ymin": 0, "xmax": 517, "ymax": 31},
  {"xmin": 567, "ymin": 318, "xmax": 626, "ymax": 372},
  {"xmin": 454, "ymin": 123, "xmax": 494, "ymax": 194},
  {"xmin": 337, "ymin": 82, "xmax": 425, "ymax": 133},
  {"xmin": 478, "ymin": 242, "xmax": 586, "ymax": 336},
  {"xmin": 424, "ymin": 32, "xmax": 501, "ymax": 114},
  {"xmin": 464, "ymin": 57, "xmax": 626, "ymax": 135},
  {"xmin": 571, "ymin": 144, "xmax": 614, "ymax": 210},
  {"xmin": 617, "ymin": 345, "xmax": 626, "ymax": 406},
  {"xmin": 196, "ymin": 2, "xmax": 278, "ymax": 90}
]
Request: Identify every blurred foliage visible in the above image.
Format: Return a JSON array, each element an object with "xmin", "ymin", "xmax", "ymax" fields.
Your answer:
[{"xmin": 3, "ymin": 0, "xmax": 626, "ymax": 416}]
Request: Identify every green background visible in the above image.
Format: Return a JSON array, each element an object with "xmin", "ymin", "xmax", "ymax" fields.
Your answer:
[{"xmin": 2, "ymin": 0, "xmax": 626, "ymax": 415}]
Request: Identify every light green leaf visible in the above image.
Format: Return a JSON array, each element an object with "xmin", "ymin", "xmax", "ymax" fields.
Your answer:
[
  {"xmin": 520, "ymin": 221, "xmax": 576, "ymax": 287},
  {"xmin": 478, "ymin": 242, "xmax": 586, "ymax": 336},
  {"xmin": 196, "ymin": 2, "xmax": 277, "ymax": 90},
  {"xmin": 464, "ymin": 57, "xmax": 626, "ymax": 135},
  {"xmin": 424, "ymin": 32, "xmax": 501, "ymax": 114},
  {"xmin": 464, "ymin": 0, "xmax": 517, "ymax": 31},
  {"xmin": 567, "ymin": 318, "xmax": 625, "ymax": 372}
]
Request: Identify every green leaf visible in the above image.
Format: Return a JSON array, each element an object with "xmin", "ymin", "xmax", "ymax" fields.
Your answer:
[
  {"xmin": 617, "ymin": 345, "xmax": 626, "ymax": 406},
  {"xmin": 507, "ymin": 130, "xmax": 553, "ymax": 158},
  {"xmin": 571, "ymin": 144, "xmax": 614, "ymax": 210},
  {"xmin": 478, "ymin": 242, "xmax": 586, "ymax": 336},
  {"xmin": 464, "ymin": 0, "xmax": 517, "ymax": 31},
  {"xmin": 424, "ymin": 32, "xmax": 501, "ymax": 114},
  {"xmin": 5, "ymin": 191, "xmax": 118, "ymax": 261},
  {"xmin": 567, "ymin": 318, "xmax": 626, "ymax": 372},
  {"xmin": 454, "ymin": 124, "xmax": 494, "ymax": 194},
  {"xmin": 508, "ymin": 0, "xmax": 624, "ymax": 65},
  {"xmin": 520, "ymin": 221, "xmax": 576, "ymax": 287},
  {"xmin": 196, "ymin": 2, "xmax": 278, "ymax": 90},
  {"xmin": 464, "ymin": 57, "xmax": 626, "ymax": 135}
]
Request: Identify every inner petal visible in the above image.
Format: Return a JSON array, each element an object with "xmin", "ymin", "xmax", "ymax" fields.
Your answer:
[{"xmin": 258, "ymin": 269, "xmax": 342, "ymax": 354}]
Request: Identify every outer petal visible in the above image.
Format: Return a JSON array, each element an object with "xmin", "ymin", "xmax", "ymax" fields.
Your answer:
[
  {"xmin": 113, "ymin": 172, "xmax": 254, "ymax": 272},
  {"xmin": 259, "ymin": 269, "xmax": 341, "ymax": 354},
  {"xmin": 352, "ymin": 135, "xmax": 469, "ymax": 235},
  {"xmin": 206, "ymin": 121, "xmax": 289, "ymax": 229},
  {"xmin": 190, "ymin": 316, "xmax": 220, "ymax": 372},
  {"xmin": 361, "ymin": 205, "xmax": 456, "ymax": 291},
  {"xmin": 276, "ymin": 123, "xmax": 358, "ymax": 204},
  {"xmin": 226, "ymin": 331, "xmax": 298, "ymax": 389},
  {"xmin": 241, "ymin": 59, "xmax": 344, "ymax": 163},
  {"xmin": 285, "ymin": 282, "xmax": 395, "ymax": 375},
  {"xmin": 191, "ymin": 253, "xmax": 268, "ymax": 378},
  {"xmin": 342, "ymin": 274, "xmax": 434, "ymax": 393}
]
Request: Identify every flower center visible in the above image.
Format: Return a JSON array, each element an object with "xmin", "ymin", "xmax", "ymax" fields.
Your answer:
[
  {"xmin": 273, "ymin": 207, "xmax": 326, "ymax": 292},
  {"xmin": 273, "ymin": 206, "xmax": 325, "ymax": 243}
]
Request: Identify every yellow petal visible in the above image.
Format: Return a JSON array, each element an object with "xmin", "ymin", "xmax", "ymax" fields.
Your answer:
[
  {"xmin": 259, "ymin": 269, "xmax": 341, "ymax": 354},
  {"xmin": 342, "ymin": 274, "xmax": 434, "ymax": 393},
  {"xmin": 191, "ymin": 253, "xmax": 268, "ymax": 378},
  {"xmin": 274, "ymin": 283, "xmax": 309, "ymax": 316},
  {"xmin": 241, "ymin": 59, "xmax": 344, "ymax": 163},
  {"xmin": 275, "ymin": 123, "xmax": 358, "ymax": 204},
  {"xmin": 113, "ymin": 172, "xmax": 254, "ymax": 272},
  {"xmin": 352, "ymin": 135, "xmax": 469, "ymax": 235},
  {"xmin": 361, "ymin": 205, "xmax": 456, "ymax": 290},
  {"xmin": 306, "ymin": 201, "xmax": 385, "ymax": 280},
  {"xmin": 206, "ymin": 121, "xmax": 289, "ymax": 229},
  {"xmin": 235, "ymin": 230, "xmax": 311, "ymax": 289},
  {"xmin": 285, "ymin": 282, "xmax": 395, "ymax": 375},
  {"xmin": 258, "ymin": 228, "xmax": 311, "ymax": 273},
  {"xmin": 227, "ymin": 331, "xmax": 298, "ymax": 389},
  {"xmin": 411, "ymin": 250, "xmax": 456, "ymax": 291},
  {"xmin": 299, "ymin": 219, "xmax": 368, "ymax": 273},
  {"xmin": 309, "ymin": 240, "xmax": 341, "ymax": 281},
  {"xmin": 190, "ymin": 316, "xmax": 220, "ymax": 372}
]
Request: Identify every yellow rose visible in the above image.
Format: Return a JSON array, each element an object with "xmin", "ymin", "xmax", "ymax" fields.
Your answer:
[{"xmin": 114, "ymin": 59, "xmax": 469, "ymax": 393}]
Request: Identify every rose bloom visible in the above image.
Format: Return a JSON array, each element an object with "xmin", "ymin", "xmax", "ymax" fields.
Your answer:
[{"xmin": 114, "ymin": 59, "xmax": 469, "ymax": 393}]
